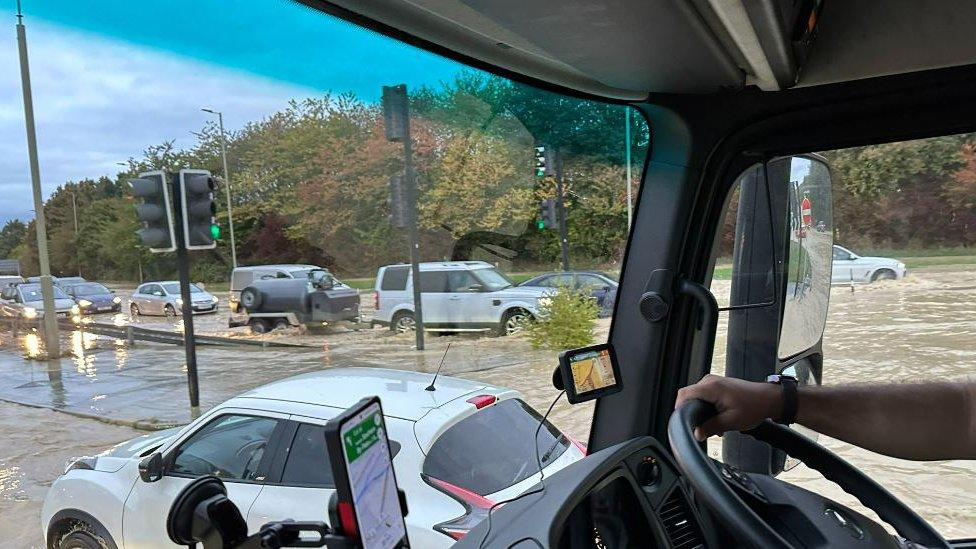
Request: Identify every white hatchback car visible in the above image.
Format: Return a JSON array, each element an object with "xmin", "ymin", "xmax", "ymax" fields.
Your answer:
[{"xmin": 42, "ymin": 367, "xmax": 585, "ymax": 548}]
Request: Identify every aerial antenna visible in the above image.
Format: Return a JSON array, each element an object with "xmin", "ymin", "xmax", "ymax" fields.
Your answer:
[{"xmin": 425, "ymin": 342, "xmax": 451, "ymax": 392}]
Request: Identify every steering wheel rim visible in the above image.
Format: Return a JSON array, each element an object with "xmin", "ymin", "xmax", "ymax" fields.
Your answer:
[{"xmin": 668, "ymin": 399, "xmax": 949, "ymax": 549}]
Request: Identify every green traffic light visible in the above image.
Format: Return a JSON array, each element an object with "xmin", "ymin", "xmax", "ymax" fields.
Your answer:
[
  {"xmin": 210, "ymin": 223, "xmax": 221, "ymax": 240},
  {"xmin": 537, "ymin": 219, "xmax": 545, "ymax": 230}
]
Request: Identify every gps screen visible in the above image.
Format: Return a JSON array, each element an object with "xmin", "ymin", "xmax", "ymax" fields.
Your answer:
[
  {"xmin": 340, "ymin": 401, "xmax": 406, "ymax": 549},
  {"xmin": 570, "ymin": 348, "xmax": 616, "ymax": 394},
  {"xmin": 559, "ymin": 343, "xmax": 622, "ymax": 403}
]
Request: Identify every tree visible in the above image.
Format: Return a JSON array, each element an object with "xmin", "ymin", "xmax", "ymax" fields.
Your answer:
[{"xmin": 0, "ymin": 220, "xmax": 27, "ymax": 259}]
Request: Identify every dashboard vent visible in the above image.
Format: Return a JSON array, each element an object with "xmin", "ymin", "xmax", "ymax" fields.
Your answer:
[{"xmin": 659, "ymin": 489, "xmax": 705, "ymax": 549}]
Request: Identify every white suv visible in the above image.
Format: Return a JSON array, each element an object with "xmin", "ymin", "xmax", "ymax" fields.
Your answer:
[{"xmin": 372, "ymin": 261, "xmax": 552, "ymax": 336}]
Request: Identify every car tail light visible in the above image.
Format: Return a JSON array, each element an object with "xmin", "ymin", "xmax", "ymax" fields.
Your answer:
[
  {"xmin": 570, "ymin": 437, "xmax": 588, "ymax": 455},
  {"xmin": 372, "ymin": 291, "xmax": 379, "ymax": 310},
  {"xmin": 466, "ymin": 394, "xmax": 497, "ymax": 409},
  {"xmin": 426, "ymin": 476, "xmax": 494, "ymax": 540}
]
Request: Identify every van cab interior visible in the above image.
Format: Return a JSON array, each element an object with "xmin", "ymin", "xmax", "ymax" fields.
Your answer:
[{"xmin": 289, "ymin": 1, "xmax": 976, "ymax": 548}]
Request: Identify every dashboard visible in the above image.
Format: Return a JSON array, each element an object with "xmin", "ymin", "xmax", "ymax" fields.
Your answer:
[{"xmin": 454, "ymin": 436, "xmax": 715, "ymax": 549}]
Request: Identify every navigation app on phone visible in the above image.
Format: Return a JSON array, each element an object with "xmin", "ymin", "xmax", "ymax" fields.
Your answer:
[{"xmin": 340, "ymin": 401, "xmax": 407, "ymax": 549}]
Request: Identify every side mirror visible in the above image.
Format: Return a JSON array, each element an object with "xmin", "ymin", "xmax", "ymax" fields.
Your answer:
[{"xmin": 139, "ymin": 452, "xmax": 164, "ymax": 483}]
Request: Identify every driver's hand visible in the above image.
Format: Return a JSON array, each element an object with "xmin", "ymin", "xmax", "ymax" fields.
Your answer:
[{"xmin": 675, "ymin": 375, "xmax": 782, "ymax": 441}]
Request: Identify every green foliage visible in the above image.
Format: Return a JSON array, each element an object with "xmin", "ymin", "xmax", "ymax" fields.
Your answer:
[
  {"xmin": 525, "ymin": 286, "xmax": 598, "ymax": 351},
  {"xmin": 0, "ymin": 220, "xmax": 26, "ymax": 259}
]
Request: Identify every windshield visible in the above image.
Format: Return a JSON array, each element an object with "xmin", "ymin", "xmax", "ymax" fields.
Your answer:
[
  {"xmin": 163, "ymin": 283, "xmax": 204, "ymax": 294},
  {"xmin": 69, "ymin": 283, "xmax": 110, "ymax": 296},
  {"xmin": 19, "ymin": 284, "xmax": 69, "ymax": 301},
  {"xmin": 0, "ymin": 3, "xmax": 648, "ymax": 544},
  {"xmin": 472, "ymin": 268, "xmax": 515, "ymax": 291}
]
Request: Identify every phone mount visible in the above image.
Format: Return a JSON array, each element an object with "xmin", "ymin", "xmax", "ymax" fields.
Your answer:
[{"xmin": 167, "ymin": 476, "xmax": 371, "ymax": 549}]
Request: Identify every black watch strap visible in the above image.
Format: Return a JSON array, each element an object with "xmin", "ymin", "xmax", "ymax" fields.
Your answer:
[{"xmin": 766, "ymin": 374, "xmax": 798, "ymax": 425}]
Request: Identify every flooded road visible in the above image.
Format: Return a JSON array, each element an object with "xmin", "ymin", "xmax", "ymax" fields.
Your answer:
[{"xmin": 1, "ymin": 267, "xmax": 974, "ymax": 545}]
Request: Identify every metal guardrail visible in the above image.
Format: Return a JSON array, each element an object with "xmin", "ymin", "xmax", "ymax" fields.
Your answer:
[{"xmin": 0, "ymin": 316, "xmax": 312, "ymax": 348}]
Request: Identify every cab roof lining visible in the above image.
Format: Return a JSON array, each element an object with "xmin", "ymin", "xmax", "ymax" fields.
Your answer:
[{"xmin": 306, "ymin": 0, "xmax": 976, "ymax": 101}]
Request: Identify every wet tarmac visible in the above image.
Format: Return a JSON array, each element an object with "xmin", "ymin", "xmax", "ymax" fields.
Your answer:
[{"xmin": 1, "ymin": 267, "xmax": 974, "ymax": 545}]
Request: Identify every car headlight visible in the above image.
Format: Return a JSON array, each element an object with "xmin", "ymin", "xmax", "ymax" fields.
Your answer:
[
  {"xmin": 70, "ymin": 304, "xmax": 81, "ymax": 315},
  {"xmin": 211, "ymin": 296, "xmax": 218, "ymax": 304},
  {"xmin": 113, "ymin": 296, "xmax": 122, "ymax": 304},
  {"xmin": 64, "ymin": 456, "xmax": 97, "ymax": 475},
  {"xmin": 22, "ymin": 307, "xmax": 37, "ymax": 319},
  {"xmin": 78, "ymin": 299, "xmax": 92, "ymax": 307}
]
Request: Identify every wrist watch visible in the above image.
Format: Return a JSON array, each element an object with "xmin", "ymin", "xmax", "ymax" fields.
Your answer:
[{"xmin": 766, "ymin": 374, "xmax": 798, "ymax": 425}]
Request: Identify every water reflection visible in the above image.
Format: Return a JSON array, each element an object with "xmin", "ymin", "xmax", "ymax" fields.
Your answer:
[{"xmin": 22, "ymin": 332, "xmax": 41, "ymax": 359}]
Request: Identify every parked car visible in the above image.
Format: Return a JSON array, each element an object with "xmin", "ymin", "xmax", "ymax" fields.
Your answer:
[
  {"xmin": 229, "ymin": 265, "xmax": 359, "ymax": 332},
  {"xmin": 831, "ymin": 245, "xmax": 907, "ymax": 284},
  {"xmin": 129, "ymin": 281, "xmax": 218, "ymax": 317},
  {"xmin": 41, "ymin": 367, "xmax": 585, "ymax": 548},
  {"xmin": 373, "ymin": 261, "xmax": 554, "ymax": 336},
  {"xmin": 0, "ymin": 275, "xmax": 23, "ymax": 289},
  {"xmin": 64, "ymin": 282, "xmax": 122, "ymax": 314},
  {"xmin": 0, "ymin": 282, "xmax": 79, "ymax": 319},
  {"xmin": 518, "ymin": 271, "xmax": 618, "ymax": 317}
]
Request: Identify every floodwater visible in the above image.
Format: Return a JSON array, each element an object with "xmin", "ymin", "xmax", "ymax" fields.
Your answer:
[{"xmin": 1, "ymin": 267, "xmax": 974, "ymax": 546}]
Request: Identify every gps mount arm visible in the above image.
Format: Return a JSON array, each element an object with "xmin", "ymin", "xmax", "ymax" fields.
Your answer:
[{"xmin": 167, "ymin": 476, "xmax": 401, "ymax": 549}]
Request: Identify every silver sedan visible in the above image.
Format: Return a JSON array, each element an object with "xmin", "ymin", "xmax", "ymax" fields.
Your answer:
[{"xmin": 129, "ymin": 281, "xmax": 219, "ymax": 316}]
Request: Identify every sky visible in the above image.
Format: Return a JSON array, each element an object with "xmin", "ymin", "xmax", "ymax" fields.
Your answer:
[{"xmin": 0, "ymin": 0, "xmax": 465, "ymax": 224}]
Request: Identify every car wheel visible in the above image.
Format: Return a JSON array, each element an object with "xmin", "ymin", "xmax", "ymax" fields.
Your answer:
[
  {"xmin": 164, "ymin": 304, "xmax": 177, "ymax": 317},
  {"xmin": 129, "ymin": 303, "xmax": 139, "ymax": 317},
  {"xmin": 249, "ymin": 318, "xmax": 271, "ymax": 334},
  {"xmin": 871, "ymin": 269, "xmax": 896, "ymax": 282},
  {"xmin": 240, "ymin": 287, "xmax": 262, "ymax": 311},
  {"xmin": 273, "ymin": 319, "xmax": 291, "ymax": 331},
  {"xmin": 497, "ymin": 308, "xmax": 531, "ymax": 336},
  {"xmin": 57, "ymin": 525, "xmax": 109, "ymax": 549},
  {"xmin": 391, "ymin": 311, "xmax": 415, "ymax": 333}
]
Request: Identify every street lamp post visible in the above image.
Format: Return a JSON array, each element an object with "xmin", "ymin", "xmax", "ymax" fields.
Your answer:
[{"xmin": 201, "ymin": 108, "xmax": 237, "ymax": 269}]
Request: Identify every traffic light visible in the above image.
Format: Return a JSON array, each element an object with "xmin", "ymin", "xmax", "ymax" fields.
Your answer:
[
  {"xmin": 179, "ymin": 169, "xmax": 218, "ymax": 250},
  {"xmin": 538, "ymin": 199, "xmax": 557, "ymax": 229},
  {"xmin": 130, "ymin": 170, "xmax": 175, "ymax": 252},
  {"xmin": 535, "ymin": 145, "xmax": 547, "ymax": 177}
]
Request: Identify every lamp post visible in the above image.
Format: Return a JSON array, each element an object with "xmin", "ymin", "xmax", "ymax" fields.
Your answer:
[{"xmin": 201, "ymin": 108, "xmax": 237, "ymax": 268}]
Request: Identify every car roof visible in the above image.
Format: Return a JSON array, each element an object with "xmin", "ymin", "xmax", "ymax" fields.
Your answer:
[
  {"xmin": 234, "ymin": 264, "xmax": 321, "ymax": 272},
  {"xmin": 237, "ymin": 367, "xmax": 493, "ymax": 421},
  {"xmin": 321, "ymin": 1, "xmax": 976, "ymax": 99},
  {"xmin": 383, "ymin": 261, "xmax": 493, "ymax": 272}
]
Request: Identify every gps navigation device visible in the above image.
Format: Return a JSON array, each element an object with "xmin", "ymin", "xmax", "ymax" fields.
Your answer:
[
  {"xmin": 557, "ymin": 343, "xmax": 622, "ymax": 404},
  {"xmin": 325, "ymin": 396, "xmax": 409, "ymax": 549}
]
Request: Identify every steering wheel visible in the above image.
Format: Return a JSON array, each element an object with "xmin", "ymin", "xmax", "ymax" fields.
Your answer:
[{"xmin": 669, "ymin": 399, "xmax": 949, "ymax": 548}]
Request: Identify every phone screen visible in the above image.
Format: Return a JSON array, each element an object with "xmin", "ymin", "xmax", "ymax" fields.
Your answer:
[{"xmin": 339, "ymin": 400, "xmax": 407, "ymax": 549}]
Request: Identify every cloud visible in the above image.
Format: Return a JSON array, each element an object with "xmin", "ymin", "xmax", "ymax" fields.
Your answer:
[{"xmin": 0, "ymin": 20, "xmax": 315, "ymax": 224}]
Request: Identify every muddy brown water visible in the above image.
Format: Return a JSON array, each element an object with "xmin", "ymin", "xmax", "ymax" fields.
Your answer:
[{"xmin": 1, "ymin": 267, "xmax": 974, "ymax": 545}]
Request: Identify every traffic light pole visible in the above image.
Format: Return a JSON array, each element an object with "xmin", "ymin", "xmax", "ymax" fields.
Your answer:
[
  {"xmin": 555, "ymin": 149, "xmax": 570, "ymax": 271},
  {"xmin": 170, "ymin": 174, "xmax": 201, "ymax": 417}
]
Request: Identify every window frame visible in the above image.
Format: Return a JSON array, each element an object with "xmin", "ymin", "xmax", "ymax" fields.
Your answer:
[{"xmin": 163, "ymin": 412, "xmax": 289, "ymax": 484}]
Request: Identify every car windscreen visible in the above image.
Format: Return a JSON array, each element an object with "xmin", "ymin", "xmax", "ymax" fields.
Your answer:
[
  {"xmin": 163, "ymin": 283, "xmax": 204, "ymax": 294},
  {"xmin": 70, "ymin": 283, "xmax": 111, "ymax": 296},
  {"xmin": 422, "ymin": 399, "xmax": 568, "ymax": 496},
  {"xmin": 472, "ymin": 268, "xmax": 514, "ymax": 291},
  {"xmin": 20, "ymin": 284, "xmax": 69, "ymax": 301}
]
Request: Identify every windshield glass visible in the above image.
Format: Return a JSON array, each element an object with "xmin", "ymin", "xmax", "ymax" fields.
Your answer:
[
  {"xmin": 69, "ymin": 283, "xmax": 110, "ymax": 296},
  {"xmin": 0, "ymin": 3, "xmax": 648, "ymax": 543},
  {"xmin": 472, "ymin": 268, "xmax": 514, "ymax": 291},
  {"xmin": 19, "ymin": 284, "xmax": 69, "ymax": 301},
  {"xmin": 163, "ymin": 283, "xmax": 203, "ymax": 294}
]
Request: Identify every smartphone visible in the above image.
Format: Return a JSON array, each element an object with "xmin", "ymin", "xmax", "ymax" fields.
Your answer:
[
  {"xmin": 325, "ymin": 396, "xmax": 408, "ymax": 549},
  {"xmin": 558, "ymin": 343, "xmax": 622, "ymax": 404}
]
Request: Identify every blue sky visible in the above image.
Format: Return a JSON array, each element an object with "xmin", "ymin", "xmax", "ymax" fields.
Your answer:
[{"xmin": 0, "ymin": 0, "xmax": 465, "ymax": 223}]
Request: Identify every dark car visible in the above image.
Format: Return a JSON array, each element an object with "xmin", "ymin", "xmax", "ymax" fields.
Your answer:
[
  {"xmin": 64, "ymin": 282, "xmax": 122, "ymax": 314},
  {"xmin": 519, "ymin": 271, "xmax": 618, "ymax": 317}
]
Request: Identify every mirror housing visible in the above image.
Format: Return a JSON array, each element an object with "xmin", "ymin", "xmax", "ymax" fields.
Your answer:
[{"xmin": 139, "ymin": 452, "xmax": 164, "ymax": 483}]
